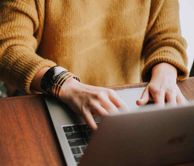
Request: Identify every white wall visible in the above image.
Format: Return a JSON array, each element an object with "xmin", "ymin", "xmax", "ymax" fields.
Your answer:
[{"xmin": 179, "ymin": 0, "xmax": 194, "ymax": 70}]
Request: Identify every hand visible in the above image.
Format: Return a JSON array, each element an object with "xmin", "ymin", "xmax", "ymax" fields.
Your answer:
[
  {"xmin": 137, "ymin": 63, "xmax": 187, "ymax": 106},
  {"xmin": 59, "ymin": 78, "xmax": 127, "ymax": 130}
]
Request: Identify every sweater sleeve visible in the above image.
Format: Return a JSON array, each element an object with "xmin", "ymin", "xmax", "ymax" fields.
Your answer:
[
  {"xmin": 0, "ymin": 0, "xmax": 56, "ymax": 94},
  {"xmin": 142, "ymin": 0, "xmax": 189, "ymax": 81}
]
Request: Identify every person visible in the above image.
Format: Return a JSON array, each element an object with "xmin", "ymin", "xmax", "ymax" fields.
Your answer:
[{"xmin": 0, "ymin": 0, "xmax": 189, "ymax": 130}]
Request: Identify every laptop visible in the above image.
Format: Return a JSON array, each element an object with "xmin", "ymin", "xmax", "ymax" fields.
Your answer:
[{"xmin": 44, "ymin": 87, "xmax": 194, "ymax": 166}]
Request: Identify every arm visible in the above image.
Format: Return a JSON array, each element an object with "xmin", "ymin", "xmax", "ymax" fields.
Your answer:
[
  {"xmin": 138, "ymin": 0, "xmax": 188, "ymax": 105},
  {"xmin": 141, "ymin": 0, "xmax": 188, "ymax": 81},
  {"xmin": 0, "ymin": 1, "xmax": 126, "ymax": 130},
  {"xmin": 32, "ymin": 66, "xmax": 127, "ymax": 130},
  {"xmin": 0, "ymin": 0, "xmax": 56, "ymax": 93}
]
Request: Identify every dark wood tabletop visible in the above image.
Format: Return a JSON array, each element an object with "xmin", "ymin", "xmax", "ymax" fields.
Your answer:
[{"xmin": 0, "ymin": 77, "xmax": 194, "ymax": 166}]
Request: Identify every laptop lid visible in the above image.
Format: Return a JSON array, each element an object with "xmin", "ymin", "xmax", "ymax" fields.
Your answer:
[{"xmin": 80, "ymin": 102, "xmax": 194, "ymax": 166}]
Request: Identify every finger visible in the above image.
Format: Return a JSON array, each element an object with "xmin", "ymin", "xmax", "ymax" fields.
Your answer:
[
  {"xmin": 108, "ymin": 90, "xmax": 129, "ymax": 111},
  {"xmin": 176, "ymin": 88, "xmax": 188, "ymax": 105},
  {"xmin": 136, "ymin": 86, "xmax": 149, "ymax": 106},
  {"xmin": 97, "ymin": 92, "xmax": 119, "ymax": 113},
  {"xmin": 83, "ymin": 110, "xmax": 98, "ymax": 130},
  {"xmin": 176, "ymin": 93, "xmax": 188, "ymax": 105},
  {"xmin": 165, "ymin": 91, "xmax": 177, "ymax": 105},
  {"xmin": 101, "ymin": 97, "xmax": 119, "ymax": 114},
  {"xmin": 91, "ymin": 101, "xmax": 109, "ymax": 116},
  {"xmin": 150, "ymin": 87, "xmax": 165, "ymax": 106}
]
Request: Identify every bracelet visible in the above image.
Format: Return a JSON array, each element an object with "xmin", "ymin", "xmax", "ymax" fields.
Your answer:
[
  {"xmin": 52, "ymin": 71, "xmax": 79, "ymax": 97},
  {"xmin": 40, "ymin": 66, "xmax": 80, "ymax": 97}
]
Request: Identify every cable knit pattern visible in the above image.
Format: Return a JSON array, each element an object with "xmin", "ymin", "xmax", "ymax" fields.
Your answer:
[{"xmin": 0, "ymin": 0, "xmax": 188, "ymax": 93}]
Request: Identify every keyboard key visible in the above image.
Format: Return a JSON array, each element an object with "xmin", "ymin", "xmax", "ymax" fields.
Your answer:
[
  {"xmin": 63, "ymin": 126, "xmax": 73, "ymax": 133},
  {"xmin": 66, "ymin": 132, "xmax": 82, "ymax": 139},
  {"xmin": 71, "ymin": 147, "xmax": 81, "ymax": 154},
  {"xmin": 80, "ymin": 125, "xmax": 89, "ymax": 131},
  {"xmin": 80, "ymin": 131, "xmax": 88, "ymax": 138},
  {"xmin": 72, "ymin": 125, "xmax": 81, "ymax": 132},
  {"xmin": 74, "ymin": 154, "xmax": 82, "ymax": 162},
  {"xmin": 68, "ymin": 139, "xmax": 86, "ymax": 146},
  {"xmin": 63, "ymin": 124, "xmax": 93, "ymax": 163}
]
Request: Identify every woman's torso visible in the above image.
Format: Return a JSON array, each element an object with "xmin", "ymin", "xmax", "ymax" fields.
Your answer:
[{"xmin": 37, "ymin": 0, "xmax": 152, "ymax": 86}]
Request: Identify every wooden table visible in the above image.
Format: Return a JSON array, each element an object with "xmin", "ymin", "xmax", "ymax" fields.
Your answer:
[{"xmin": 0, "ymin": 78, "xmax": 194, "ymax": 166}]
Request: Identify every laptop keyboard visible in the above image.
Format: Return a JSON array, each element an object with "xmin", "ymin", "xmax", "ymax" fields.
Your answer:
[{"xmin": 63, "ymin": 124, "xmax": 92, "ymax": 163}]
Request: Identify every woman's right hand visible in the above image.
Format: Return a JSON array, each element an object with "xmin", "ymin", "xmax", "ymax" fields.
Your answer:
[
  {"xmin": 32, "ymin": 67, "xmax": 127, "ymax": 130},
  {"xmin": 58, "ymin": 78, "xmax": 127, "ymax": 130}
]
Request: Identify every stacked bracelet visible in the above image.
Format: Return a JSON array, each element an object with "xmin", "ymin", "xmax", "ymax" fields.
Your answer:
[
  {"xmin": 40, "ymin": 66, "xmax": 80, "ymax": 97},
  {"xmin": 52, "ymin": 71, "xmax": 80, "ymax": 97}
]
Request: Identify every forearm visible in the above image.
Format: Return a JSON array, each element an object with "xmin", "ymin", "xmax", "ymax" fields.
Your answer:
[{"xmin": 142, "ymin": 0, "xmax": 188, "ymax": 82}]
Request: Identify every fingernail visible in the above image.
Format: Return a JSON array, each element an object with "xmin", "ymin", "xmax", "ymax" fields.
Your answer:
[{"xmin": 136, "ymin": 100, "xmax": 141, "ymax": 105}]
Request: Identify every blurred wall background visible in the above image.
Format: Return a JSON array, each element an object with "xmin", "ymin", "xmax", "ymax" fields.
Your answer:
[{"xmin": 179, "ymin": 0, "xmax": 194, "ymax": 70}]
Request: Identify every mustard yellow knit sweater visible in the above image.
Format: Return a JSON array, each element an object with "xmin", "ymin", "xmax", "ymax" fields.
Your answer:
[{"xmin": 0, "ymin": 0, "xmax": 188, "ymax": 93}]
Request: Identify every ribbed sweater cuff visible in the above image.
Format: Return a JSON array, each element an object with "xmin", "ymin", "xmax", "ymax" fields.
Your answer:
[
  {"xmin": 1, "ymin": 47, "xmax": 56, "ymax": 94},
  {"xmin": 142, "ymin": 50, "xmax": 189, "ymax": 82},
  {"xmin": 14, "ymin": 56, "xmax": 56, "ymax": 94},
  {"xmin": 23, "ymin": 59, "xmax": 56, "ymax": 94}
]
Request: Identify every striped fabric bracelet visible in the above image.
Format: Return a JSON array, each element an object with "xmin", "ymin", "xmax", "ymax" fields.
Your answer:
[{"xmin": 41, "ymin": 66, "xmax": 80, "ymax": 97}]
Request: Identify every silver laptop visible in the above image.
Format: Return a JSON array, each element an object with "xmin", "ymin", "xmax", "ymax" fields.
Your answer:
[{"xmin": 44, "ymin": 87, "xmax": 194, "ymax": 166}]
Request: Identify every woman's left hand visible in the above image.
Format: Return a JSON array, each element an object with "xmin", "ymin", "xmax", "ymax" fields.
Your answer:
[{"xmin": 137, "ymin": 63, "xmax": 187, "ymax": 106}]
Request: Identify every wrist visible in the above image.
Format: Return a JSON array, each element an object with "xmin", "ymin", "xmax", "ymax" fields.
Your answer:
[
  {"xmin": 151, "ymin": 63, "xmax": 177, "ymax": 81},
  {"xmin": 40, "ymin": 66, "xmax": 80, "ymax": 97},
  {"xmin": 58, "ymin": 77, "xmax": 81, "ymax": 100}
]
